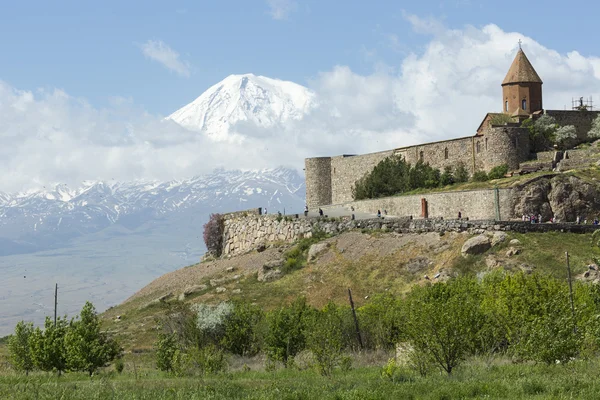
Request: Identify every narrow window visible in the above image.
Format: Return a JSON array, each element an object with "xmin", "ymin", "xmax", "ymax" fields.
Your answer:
[
  {"xmin": 522, "ymin": 99, "xmax": 527, "ymax": 111},
  {"xmin": 419, "ymin": 151, "xmax": 424, "ymax": 161},
  {"xmin": 444, "ymin": 148, "xmax": 449, "ymax": 160},
  {"xmin": 512, "ymin": 137, "xmax": 518, "ymax": 148},
  {"xmin": 476, "ymin": 141, "xmax": 481, "ymax": 154},
  {"xmin": 505, "ymin": 100, "xmax": 508, "ymax": 112},
  {"xmin": 485, "ymin": 138, "xmax": 488, "ymax": 151}
]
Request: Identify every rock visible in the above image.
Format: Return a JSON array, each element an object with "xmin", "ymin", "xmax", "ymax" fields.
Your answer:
[
  {"xmin": 258, "ymin": 259, "xmax": 284, "ymax": 282},
  {"xmin": 158, "ymin": 292, "xmax": 174, "ymax": 302},
  {"xmin": 232, "ymin": 289, "xmax": 242, "ymax": 294},
  {"xmin": 491, "ymin": 231, "xmax": 507, "ymax": 247},
  {"xmin": 226, "ymin": 267, "xmax": 235, "ymax": 273},
  {"xmin": 256, "ymin": 243, "xmax": 267, "ymax": 253},
  {"xmin": 233, "ymin": 274, "xmax": 241, "ymax": 280},
  {"xmin": 485, "ymin": 255, "xmax": 501, "ymax": 269},
  {"xmin": 519, "ymin": 264, "xmax": 534, "ymax": 274},
  {"xmin": 509, "ymin": 239, "xmax": 521, "ymax": 246},
  {"xmin": 307, "ymin": 242, "xmax": 330, "ymax": 262},
  {"xmin": 180, "ymin": 284, "xmax": 208, "ymax": 300},
  {"xmin": 461, "ymin": 235, "xmax": 492, "ymax": 257},
  {"xmin": 506, "ymin": 247, "xmax": 521, "ymax": 257},
  {"xmin": 216, "ymin": 287, "xmax": 227, "ymax": 293}
]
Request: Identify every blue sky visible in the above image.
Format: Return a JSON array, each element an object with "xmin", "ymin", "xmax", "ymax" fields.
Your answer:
[
  {"xmin": 1, "ymin": 0, "xmax": 600, "ymax": 190},
  {"xmin": 2, "ymin": 0, "xmax": 598, "ymax": 115}
]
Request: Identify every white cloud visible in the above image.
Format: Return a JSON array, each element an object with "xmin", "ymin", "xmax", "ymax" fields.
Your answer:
[
  {"xmin": 139, "ymin": 40, "xmax": 191, "ymax": 77},
  {"xmin": 2, "ymin": 23, "xmax": 600, "ymax": 192},
  {"xmin": 266, "ymin": 0, "xmax": 297, "ymax": 20},
  {"xmin": 401, "ymin": 11, "xmax": 446, "ymax": 35}
]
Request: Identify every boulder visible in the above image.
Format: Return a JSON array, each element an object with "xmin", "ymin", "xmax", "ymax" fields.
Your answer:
[
  {"xmin": 307, "ymin": 242, "xmax": 330, "ymax": 262},
  {"xmin": 258, "ymin": 259, "xmax": 284, "ymax": 282},
  {"xmin": 506, "ymin": 247, "xmax": 521, "ymax": 257},
  {"xmin": 180, "ymin": 284, "xmax": 208, "ymax": 299},
  {"xmin": 491, "ymin": 231, "xmax": 507, "ymax": 247},
  {"xmin": 216, "ymin": 287, "xmax": 227, "ymax": 293},
  {"xmin": 509, "ymin": 239, "xmax": 521, "ymax": 246},
  {"xmin": 461, "ymin": 235, "xmax": 492, "ymax": 257}
]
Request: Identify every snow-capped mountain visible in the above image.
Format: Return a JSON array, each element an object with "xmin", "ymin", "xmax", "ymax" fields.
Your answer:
[
  {"xmin": 0, "ymin": 168, "xmax": 305, "ymax": 335},
  {"xmin": 167, "ymin": 74, "xmax": 315, "ymax": 140}
]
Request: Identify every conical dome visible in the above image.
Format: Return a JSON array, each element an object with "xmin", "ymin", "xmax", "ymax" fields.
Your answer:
[{"xmin": 502, "ymin": 49, "xmax": 542, "ymax": 85}]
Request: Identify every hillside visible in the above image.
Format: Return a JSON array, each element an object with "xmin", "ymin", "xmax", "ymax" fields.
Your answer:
[{"xmin": 101, "ymin": 228, "xmax": 600, "ymax": 352}]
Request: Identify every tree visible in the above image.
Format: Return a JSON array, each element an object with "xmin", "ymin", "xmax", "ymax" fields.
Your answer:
[
  {"xmin": 555, "ymin": 125, "xmax": 577, "ymax": 149},
  {"xmin": 8, "ymin": 321, "xmax": 34, "ymax": 374},
  {"xmin": 487, "ymin": 164, "xmax": 509, "ymax": 180},
  {"xmin": 471, "ymin": 171, "xmax": 489, "ymax": 182},
  {"xmin": 405, "ymin": 278, "xmax": 486, "ymax": 374},
  {"xmin": 453, "ymin": 162, "xmax": 469, "ymax": 183},
  {"xmin": 305, "ymin": 302, "xmax": 345, "ymax": 376},
  {"xmin": 203, "ymin": 213, "xmax": 224, "ymax": 257},
  {"xmin": 265, "ymin": 297, "xmax": 311, "ymax": 365},
  {"xmin": 440, "ymin": 166, "xmax": 454, "ymax": 187},
  {"xmin": 65, "ymin": 302, "xmax": 121, "ymax": 376},
  {"xmin": 30, "ymin": 316, "xmax": 69, "ymax": 375},
  {"xmin": 523, "ymin": 114, "xmax": 558, "ymax": 151},
  {"xmin": 220, "ymin": 301, "xmax": 264, "ymax": 356},
  {"xmin": 155, "ymin": 331, "xmax": 179, "ymax": 373},
  {"xmin": 588, "ymin": 114, "xmax": 600, "ymax": 140}
]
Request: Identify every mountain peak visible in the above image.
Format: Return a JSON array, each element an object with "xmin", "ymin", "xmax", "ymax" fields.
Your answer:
[{"xmin": 167, "ymin": 74, "xmax": 315, "ymax": 140}]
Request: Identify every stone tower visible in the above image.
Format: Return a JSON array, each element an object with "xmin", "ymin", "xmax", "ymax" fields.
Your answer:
[{"xmin": 501, "ymin": 48, "xmax": 543, "ymax": 116}]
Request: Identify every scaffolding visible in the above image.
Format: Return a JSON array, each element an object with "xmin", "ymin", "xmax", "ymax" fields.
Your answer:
[{"xmin": 572, "ymin": 96, "xmax": 594, "ymax": 111}]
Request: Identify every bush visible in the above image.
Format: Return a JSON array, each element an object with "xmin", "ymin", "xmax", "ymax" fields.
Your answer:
[
  {"xmin": 265, "ymin": 298, "xmax": 311, "ymax": 365},
  {"xmin": 454, "ymin": 162, "xmax": 469, "ymax": 183},
  {"xmin": 487, "ymin": 164, "xmax": 509, "ymax": 180},
  {"xmin": 588, "ymin": 114, "xmax": 600, "ymax": 140},
  {"xmin": 190, "ymin": 344, "xmax": 227, "ymax": 374},
  {"xmin": 8, "ymin": 321, "xmax": 34, "ymax": 374},
  {"xmin": 471, "ymin": 171, "xmax": 489, "ymax": 182},
  {"xmin": 114, "ymin": 358, "xmax": 124, "ymax": 374},
  {"xmin": 555, "ymin": 125, "xmax": 577, "ymax": 149},
  {"xmin": 203, "ymin": 213, "xmax": 224, "ymax": 257},
  {"xmin": 305, "ymin": 302, "xmax": 345, "ymax": 376},
  {"xmin": 154, "ymin": 331, "xmax": 179, "ymax": 373},
  {"xmin": 220, "ymin": 301, "xmax": 264, "ymax": 356},
  {"xmin": 440, "ymin": 166, "xmax": 454, "ymax": 186}
]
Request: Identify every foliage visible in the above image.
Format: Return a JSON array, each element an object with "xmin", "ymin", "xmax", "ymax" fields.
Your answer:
[
  {"xmin": 203, "ymin": 213, "xmax": 224, "ymax": 257},
  {"xmin": 305, "ymin": 302, "xmax": 345, "ymax": 376},
  {"xmin": 281, "ymin": 228, "xmax": 328, "ymax": 274},
  {"xmin": 114, "ymin": 358, "xmax": 124, "ymax": 374},
  {"xmin": 555, "ymin": 125, "xmax": 577, "ymax": 149},
  {"xmin": 220, "ymin": 301, "xmax": 264, "ymax": 356},
  {"xmin": 523, "ymin": 114, "xmax": 558, "ymax": 151},
  {"xmin": 352, "ymin": 156, "xmax": 445, "ymax": 200},
  {"xmin": 154, "ymin": 331, "xmax": 179, "ymax": 373},
  {"xmin": 7, "ymin": 321, "xmax": 34, "ymax": 374},
  {"xmin": 189, "ymin": 344, "xmax": 227, "ymax": 374},
  {"xmin": 192, "ymin": 302, "xmax": 233, "ymax": 346},
  {"xmin": 357, "ymin": 293, "xmax": 405, "ymax": 349},
  {"xmin": 487, "ymin": 164, "xmax": 509, "ymax": 180},
  {"xmin": 64, "ymin": 301, "xmax": 121, "ymax": 376},
  {"xmin": 405, "ymin": 278, "xmax": 486, "ymax": 374},
  {"xmin": 453, "ymin": 162, "xmax": 470, "ymax": 183},
  {"xmin": 489, "ymin": 113, "xmax": 515, "ymax": 125},
  {"xmin": 588, "ymin": 114, "xmax": 600, "ymax": 140},
  {"xmin": 30, "ymin": 316, "xmax": 69, "ymax": 375},
  {"xmin": 264, "ymin": 297, "xmax": 311, "ymax": 365},
  {"xmin": 439, "ymin": 166, "xmax": 454, "ymax": 186},
  {"xmin": 471, "ymin": 171, "xmax": 489, "ymax": 182}
]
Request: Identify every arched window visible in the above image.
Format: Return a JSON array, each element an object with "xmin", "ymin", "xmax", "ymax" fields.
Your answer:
[
  {"xmin": 476, "ymin": 141, "xmax": 481, "ymax": 154},
  {"xmin": 522, "ymin": 98, "xmax": 527, "ymax": 111},
  {"xmin": 505, "ymin": 100, "xmax": 509, "ymax": 112},
  {"xmin": 444, "ymin": 148, "xmax": 449, "ymax": 159}
]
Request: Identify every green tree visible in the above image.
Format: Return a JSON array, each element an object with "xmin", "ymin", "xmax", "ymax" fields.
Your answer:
[
  {"xmin": 220, "ymin": 301, "xmax": 264, "ymax": 356},
  {"xmin": 453, "ymin": 162, "xmax": 469, "ymax": 183},
  {"xmin": 471, "ymin": 170, "xmax": 489, "ymax": 182},
  {"xmin": 487, "ymin": 164, "xmax": 509, "ymax": 180},
  {"xmin": 7, "ymin": 321, "xmax": 34, "ymax": 374},
  {"xmin": 30, "ymin": 316, "xmax": 69, "ymax": 375},
  {"xmin": 588, "ymin": 114, "xmax": 600, "ymax": 140},
  {"xmin": 439, "ymin": 166, "xmax": 455, "ymax": 186},
  {"xmin": 305, "ymin": 302, "xmax": 345, "ymax": 376},
  {"xmin": 555, "ymin": 125, "xmax": 577, "ymax": 149},
  {"xmin": 265, "ymin": 297, "xmax": 311, "ymax": 365},
  {"xmin": 405, "ymin": 278, "xmax": 486, "ymax": 374},
  {"xmin": 154, "ymin": 331, "xmax": 179, "ymax": 373},
  {"xmin": 358, "ymin": 293, "xmax": 406, "ymax": 350},
  {"xmin": 65, "ymin": 301, "xmax": 121, "ymax": 376}
]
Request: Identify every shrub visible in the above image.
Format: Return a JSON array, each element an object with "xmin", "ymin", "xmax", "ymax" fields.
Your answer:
[
  {"xmin": 8, "ymin": 321, "xmax": 34, "ymax": 374},
  {"xmin": 305, "ymin": 302, "xmax": 345, "ymax": 376},
  {"xmin": 472, "ymin": 171, "xmax": 489, "ymax": 182},
  {"xmin": 440, "ymin": 166, "xmax": 454, "ymax": 186},
  {"xmin": 192, "ymin": 302, "xmax": 234, "ymax": 346},
  {"xmin": 555, "ymin": 125, "xmax": 577, "ymax": 149},
  {"xmin": 220, "ymin": 301, "xmax": 264, "ymax": 356},
  {"xmin": 114, "ymin": 358, "xmax": 124, "ymax": 374},
  {"xmin": 588, "ymin": 114, "xmax": 600, "ymax": 140},
  {"xmin": 490, "ymin": 113, "xmax": 515, "ymax": 125},
  {"xmin": 454, "ymin": 162, "xmax": 469, "ymax": 183},
  {"xmin": 487, "ymin": 164, "xmax": 509, "ymax": 180},
  {"xmin": 265, "ymin": 298, "xmax": 311, "ymax": 365},
  {"xmin": 154, "ymin": 331, "xmax": 179, "ymax": 373},
  {"xmin": 203, "ymin": 213, "xmax": 224, "ymax": 257},
  {"xmin": 190, "ymin": 344, "xmax": 227, "ymax": 374}
]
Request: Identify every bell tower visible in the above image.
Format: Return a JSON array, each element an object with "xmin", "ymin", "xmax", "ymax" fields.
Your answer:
[{"xmin": 501, "ymin": 47, "xmax": 543, "ymax": 116}]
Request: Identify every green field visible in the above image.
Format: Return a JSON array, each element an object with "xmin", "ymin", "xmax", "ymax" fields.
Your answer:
[{"xmin": 2, "ymin": 357, "xmax": 600, "ymax": 399}]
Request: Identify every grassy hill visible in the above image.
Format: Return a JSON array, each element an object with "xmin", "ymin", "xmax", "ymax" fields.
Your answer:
[{"xmin": 100, "ymin": 228, "xmax": 600, "ymax": 353}]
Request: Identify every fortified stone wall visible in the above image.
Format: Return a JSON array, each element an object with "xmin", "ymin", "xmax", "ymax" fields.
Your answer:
[
  {"xmin": 395, "ymin": 136, "xmax": 476, "ymax": 174},
  {"xmin": 545, "ymin": 110, "xmax": 600, "ymax": 144},
  {"xmin": 338, "ymin": 188, "xmax": 512, "ymax": 221},
  {"xmin": 220, "ymin": 209, "xmax": 600, "ymax": 256},
  {"xmin": 482, "ymin": 126, "xmax": 530, "ymax": 171},
  {"xmin": 305, "ymin": 157, "xmax": 332, "ymax": 208}
]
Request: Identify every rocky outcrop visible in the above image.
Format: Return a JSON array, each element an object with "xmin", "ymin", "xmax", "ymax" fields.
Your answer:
[
  {"xmin": 307, "ymin": 242, "xmax": 330, "ymax": 262},
  {"xmin": 258, "ymin": 259, "xmax": 284, "ymax": 282},
  {"xmin": 461, "ymin": 235, "xmax": 492, "ymax": 256},
  {"xmin": 513, "ymin": 175, "xmax": 600, "ymax": 222}
]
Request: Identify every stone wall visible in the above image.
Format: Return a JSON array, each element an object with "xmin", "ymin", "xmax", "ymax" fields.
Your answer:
[
  {"xmin": 220, "ymin": 209, "xmax": 600, "ymax": 256},
  {"xmin": 337, "ymin": 188, "xmax": 512, "ymax": 221},
  {"xmin": 305, "ymin": 157, "xmax": 332, "ymax": 208},
  {"xmin": 545, "ymin": 110, "xmax": 600, "ymax": 144}
]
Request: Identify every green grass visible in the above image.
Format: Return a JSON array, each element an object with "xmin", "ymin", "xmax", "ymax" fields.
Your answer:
[{"xmin": 3, "ymin": 358, "xmax": 600, "ymax": 399}]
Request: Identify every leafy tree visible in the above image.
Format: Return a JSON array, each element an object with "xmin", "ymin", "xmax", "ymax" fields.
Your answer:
[
  {"xmin": 487, "ymin": 164, "xmax": 509, "ymax": 180},
  {"xmin": 357, "ymin": 293, "xmax": 406, "ymax": 350},
  {"xmin": 7, "ymin": 321, "xmax": 34, "ymax": 374},
  {"xmin": 490, "ymin": 113, "xmax": 515, "ymax": 125},
  {"xmin": 265, "ymin": 297, "xmax": 311, "ymax": 365},
  {"xmin": 588, "ymin": 114, "xmax": 600, "ymax": 140},
  {"xmin": 405, "ymin": 278, "xmax": 486, "ymax": 374},
  {"xmin": 555, "ymin": 125, "xmax": 577, "ymax": 149},
  {"xmin": 220, "ymin": 301, "xmax": 264, "ymax": 356},
  {"xmin": 203, "ymin": 213, "xmax": 224, "ymax": 257},
  {"xmin": 440, "ymin": 166, "xmax": 454, "ymax": 186},
  {"xmin": 305, "ymin": 302, "xmax": 345, "ymax": 376},
  {"xmin": 523, "ymin": 114, "xmax": 558, "ymax": 151},
  {"xmin": 30, "ymin": 316, "xmax": 69, "ymax": 375},
  {"xmin": 65, "ymin": 301, "xmax": 121, "ymax": 376},
  {"xmin": 155, "ymin": 331, "xmax": 179, "ymax": 373},
  {"xmin": 453, "ymin": 162, "xmax": 469, "ymax": 183}
]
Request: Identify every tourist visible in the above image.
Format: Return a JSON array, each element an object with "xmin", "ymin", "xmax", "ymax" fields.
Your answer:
[
  {"xmin": 304, "ymin": 205, "xmax": 308, "ymax": 217},
  {"xmin": 377, "ymin": 210, "xmax": 381, "ymax": 218},
  {"xmin": 319, "ymin": 208, "xmax": 323, "ymax": 216},
  {"xmin": 522, "ymin": 214, "xmax": 526, "ymax": 221},
  {"xmin": 264, "ymin": 208, "xmax": 267, "ymax": 215},
  {"xmin": 458, "ymin": 211, "xmax": 462, "ymax": 220},
  {"xmin": 538, "ymin": 214, "xmax": 542, "ymax": 223},
  {"xmin": 384, "ymin": 210, "xmax": 388, "ymax": 215},
  {"xmin": 576, "ymin": 215, "xmax": 581, "ymax": 224}
]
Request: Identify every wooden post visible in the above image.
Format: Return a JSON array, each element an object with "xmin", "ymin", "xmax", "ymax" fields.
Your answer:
[
  {"xmin": 348, "ymin": 288, "xmax": 363, "ymax": 349},
  {"xmin": 54, "ymin": 283, "xmax": 58, "ymax": 327},
  {"xmin": 565, "ymin": 252, "xmax": 577, "ymax": 333}
]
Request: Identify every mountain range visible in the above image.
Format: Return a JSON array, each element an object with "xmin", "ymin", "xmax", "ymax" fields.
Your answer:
[{"xmin": 0, "ymin": 74, "xmax": 311, "ymax": 335}]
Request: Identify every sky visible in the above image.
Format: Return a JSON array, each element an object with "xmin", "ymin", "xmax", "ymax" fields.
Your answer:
[{"xmin": 1, "ymin": 0, "xmax": 600, "ymax": 191}]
